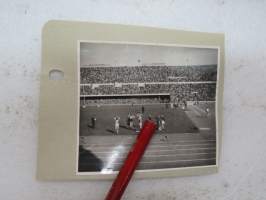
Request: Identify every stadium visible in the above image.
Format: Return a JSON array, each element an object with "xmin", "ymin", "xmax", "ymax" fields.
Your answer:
[{"xmin": 78, "ymin": 43, "xmax": 218, "ymax": 173}]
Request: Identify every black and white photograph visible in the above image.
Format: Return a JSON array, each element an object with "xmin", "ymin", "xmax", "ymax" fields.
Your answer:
[{"xmin": 78, "ymin": 42, "xmax": 219, "ymax": 174}]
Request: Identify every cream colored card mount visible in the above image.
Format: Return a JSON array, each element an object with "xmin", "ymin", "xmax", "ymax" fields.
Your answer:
[{"xmin": 37, "ymin": 20, "xmax": 224, "ymax": 180}]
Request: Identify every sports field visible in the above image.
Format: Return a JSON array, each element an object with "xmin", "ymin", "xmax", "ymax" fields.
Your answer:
[
  {"xmin": 80, "ymin": 104, "xmax": 200, "ymax": 136},
  {"xmin": 78, "ymin": 102, "xmax": 216, "ymax": 172}
]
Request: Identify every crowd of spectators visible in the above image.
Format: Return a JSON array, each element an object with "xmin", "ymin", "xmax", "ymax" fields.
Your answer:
[
  {"xmin": 81, "ymin": 97, "xmax": 166, "ymax": 105},
  {"xmin": 80, "ymin": 83, "xmax": 216, "ymax": 101},
  {"xmin": 80, "ymin": 65, "xmax": 217, "ymax": 84}
]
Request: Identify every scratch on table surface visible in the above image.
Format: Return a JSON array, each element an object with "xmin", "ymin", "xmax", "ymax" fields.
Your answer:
[
  {"xmin": 240, "ymin": 101, "xmax": 266, "ymax": 111},
  {"xmin": 233, "ymin": 64, "xmax": 245, "ymax": 72},
  {"xmin": 5, "ymin": 105, "xmax": 10, "ymax": 114},
  {"xmin": 217, "ymin": 0, "xmax": 225, "ymax": 6}
]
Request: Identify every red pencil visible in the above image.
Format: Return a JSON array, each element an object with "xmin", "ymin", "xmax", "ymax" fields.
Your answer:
[{"xmin": 105, "ymin": 120, "xmax": 156, "ymax": 200}]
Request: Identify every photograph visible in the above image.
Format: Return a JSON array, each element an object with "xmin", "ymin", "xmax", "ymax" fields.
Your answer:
[{"xmin": 78, "ymin": 41, "xmax": 219, "ymax": 174}]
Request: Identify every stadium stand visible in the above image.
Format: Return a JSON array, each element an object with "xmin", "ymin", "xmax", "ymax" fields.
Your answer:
[
  {"xmin": 80, "ymin": 65, "xmax": 217, "ymax": 84},
  {"xmin": 81, "ymin": 97, "xmax": 168, "ymax": 105},
  {"xmin": 80, "ymin": 83, "xmax": 216, "ymax": 101},
  {"xmin": 80, "ymin": 65, "xmax": 217, "ymax": 104}
]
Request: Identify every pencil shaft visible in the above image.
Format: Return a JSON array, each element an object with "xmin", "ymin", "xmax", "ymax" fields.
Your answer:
[{"xmin": 105, "ymin": 120, "xmax": 156, "ymax": 200}]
